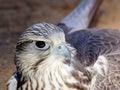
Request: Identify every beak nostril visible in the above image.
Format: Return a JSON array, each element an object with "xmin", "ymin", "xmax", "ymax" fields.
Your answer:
[
  {"xmin": 52, "ymin": 43, "xmax": 71, "ymax": 60},
  {"xmin": 58, "ymin": 46, "xmax": 62, "ymax": 49}
]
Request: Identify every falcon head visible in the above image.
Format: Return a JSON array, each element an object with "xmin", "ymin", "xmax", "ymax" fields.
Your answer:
[{"xmin": 14, "ymin": 23, "xmax": 75, "ymax": 75}]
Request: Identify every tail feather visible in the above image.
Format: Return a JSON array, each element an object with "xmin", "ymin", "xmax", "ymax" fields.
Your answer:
[{"xmin": 58, "ymin": 0, "xmax": 103, "ymax": 33}]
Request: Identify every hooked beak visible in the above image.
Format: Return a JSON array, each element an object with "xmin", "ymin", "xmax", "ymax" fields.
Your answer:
[{"xmin": 51, "ymin": 43, "xmax": 71, "ymax": 61}]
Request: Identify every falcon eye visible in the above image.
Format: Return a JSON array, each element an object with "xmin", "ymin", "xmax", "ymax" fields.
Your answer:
[
  {"xmin": 34, "ymin": 41, "xmax": 50, "ymax": 50},
  {"xmin": 35, "ymin": 41, "xmax": 46, "ymax": 48}
]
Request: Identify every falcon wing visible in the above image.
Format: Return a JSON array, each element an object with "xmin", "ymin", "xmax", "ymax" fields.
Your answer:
[
  {"xmin": 67, "ymin": 29, "xmax": 120, "ymax": 66},
  {"xmin": 7, "ymin": 72, "xmax": 18, "ymax": 90},
  {"xmin": 67, "ymin": 29, "xmax": 120, "ymax": 89},
  {"xmin": 58, "ymin": 0, "xmax": 103, "ymax": 33}
]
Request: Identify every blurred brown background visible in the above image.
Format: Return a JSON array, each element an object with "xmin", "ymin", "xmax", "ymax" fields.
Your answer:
[{"xmin": 0, "ymin": 0, "xmax": 120, "ymax": 89}]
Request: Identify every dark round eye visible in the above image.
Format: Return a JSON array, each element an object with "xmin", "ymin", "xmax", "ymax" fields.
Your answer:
[{"xmin": 35, "ymin": 41, "xmax": 46, "ymax": 48}]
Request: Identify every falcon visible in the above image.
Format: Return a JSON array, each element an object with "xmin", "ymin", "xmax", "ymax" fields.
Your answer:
[{"xmin": 7, "ymin": 0, "xmax": 120, "ymax": 90}]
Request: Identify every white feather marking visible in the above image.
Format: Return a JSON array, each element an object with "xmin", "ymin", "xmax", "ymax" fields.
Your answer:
[{"xmin": 93, "ymin": 55, "xmax": 108, "ymax": 76}]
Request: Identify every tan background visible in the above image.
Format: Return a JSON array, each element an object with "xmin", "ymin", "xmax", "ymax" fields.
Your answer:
[{"xmin": 0, "ymin": 0, "xmax": 120, "ymax": 89}]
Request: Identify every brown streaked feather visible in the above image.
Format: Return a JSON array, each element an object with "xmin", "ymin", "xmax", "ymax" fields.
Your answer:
[{"xmin": 94, "ymin": 55, "xmax": 120, "ymax": 90}]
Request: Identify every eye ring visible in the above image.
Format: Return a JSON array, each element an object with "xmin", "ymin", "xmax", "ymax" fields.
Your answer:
[{"xmin": 35, "ymin": 41, "xmax": 50, "ymax": 50}]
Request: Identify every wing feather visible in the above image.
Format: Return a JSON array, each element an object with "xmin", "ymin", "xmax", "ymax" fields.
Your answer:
[
  {"xmin": 67, "ymin": 29, "xmax": 120, "ymax": 89},
  {"xmin": 67, "ymin": 29, "xmax": 120, "ymax": 66},
  {"xmin": 58, "ymin": 0, "xmax": 103, "ymax": 33}
]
